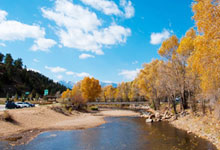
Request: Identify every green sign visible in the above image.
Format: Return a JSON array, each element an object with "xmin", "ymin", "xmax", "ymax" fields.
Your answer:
[
  {"xmin": 44, "ymin": 89, "xmax": 49, "ymax": 96},
  {"xmin": 25, "ymin": 92, "xmax": 30, "ymax": 95}
]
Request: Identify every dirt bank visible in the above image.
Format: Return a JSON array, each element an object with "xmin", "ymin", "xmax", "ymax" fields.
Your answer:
[
  {"xmin": 0, "ymin": 107, "xmax": 139, "ymax": 145},
  {"xmin": 170, "ymin": 114, "xmax": 220, "ymax": 150},
  {"xmin": 140, "ymin": 107, "xmax": 220, "ymax": 149}
]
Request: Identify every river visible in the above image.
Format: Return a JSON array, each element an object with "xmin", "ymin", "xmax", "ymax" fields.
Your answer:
[{"xmin": 0, "ymin": 117, "xmax": 217, "ymax": 150}]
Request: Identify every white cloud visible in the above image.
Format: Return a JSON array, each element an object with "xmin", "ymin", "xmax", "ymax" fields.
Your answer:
[
  {"xmin": 132, "ymin": 60, "xmax": 138, "ymax": 64},
  {"xmin": 0, "ymin": 20, "xmax": 45, "ymax": 41},
  {"xmin": 0, "ymin": 10, "xmax": 7, "ymax": 22},
  {"xmin": 80, "ymin": 0, "xmax": 122, "ymax": 16},
  {"xmin": 66, "ymin": 71, "xmax": 75, "ymax": 75},
  {"xmin": 120, "ymin": 0, "xmax": 135, "ymax": 18},
  {"xmin": 119, "ymin": 68, "xmax": 140, "ymax": 80},
  {"xmin": 56, "ymin": 75, "xmax": 63, "ymax": 79},
  {"xmin": 0, "ymin": 9, "xmax": 55, "ymax": 51},
  {"xmin": 58, "ymin": 44, "xmax": 63, "ymax": 48},
  {"xmin": 27, "ymin": 68, "xmax": 40, "ymax": 73},
  {"xmin": 45, "ymin": 66, "xmax": 67, "ymax": 73},
  {"xmin": 103, "ymin": 80, "xmax": 115, "ymax": 84},
  {"xmin": 41, "ymin": 0, "xmax": 131, "ymax": 55},
  {"xmin": 79, "ymin": 53, "xmax": 95, "ymax": 59},
  {"xmin": 81, "ymin": 0, "xmax": 134, "ymax": 18},
  {"xmin": 94, "ymin": 24, "xmax": 131, "ymax": 45},
  {"xmin": 31, "ymin": 38, "xmax": 57, "ymax": 52},
  {"xmin": 76, "ymin": 72, "xmax": 91, "ymax": 77},
  {"xmin": 66, "ymin": 71, "xmax": 91, "ymax": 77},
  {"xmin": 33, "ymin": 59, "xmax": 39, "ymax": 63},
  {"xmin": 150, "ymin": 29, "xmax": 172, "ymax": 45},
  {"xmin": 0, "ymin": 43, "xmax": 6, "ymax": 47}
]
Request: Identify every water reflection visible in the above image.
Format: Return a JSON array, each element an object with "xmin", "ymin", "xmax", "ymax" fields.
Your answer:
[{"xmin": 0, "ymin": 117, "xmax": 217, "ymax": 150}]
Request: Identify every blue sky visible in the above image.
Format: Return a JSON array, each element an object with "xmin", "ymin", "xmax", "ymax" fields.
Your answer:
[{"xmin": 0, "ymin": 0, "xmax": 194, "ymax": 83}]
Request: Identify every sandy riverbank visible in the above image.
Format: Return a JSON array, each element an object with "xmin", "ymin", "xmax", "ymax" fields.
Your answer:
[
  {"xmin": 170, "ymin": 114, "xmax": 220, "ymax": 150},
  {"xmin": 0, "ymin": 107, "xmax": 139, "ymax": 145}
]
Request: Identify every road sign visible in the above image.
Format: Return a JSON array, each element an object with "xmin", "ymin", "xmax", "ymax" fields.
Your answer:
[{"xmin": 44, "ymin": 89, "xmax": 49, "ymax": 96}]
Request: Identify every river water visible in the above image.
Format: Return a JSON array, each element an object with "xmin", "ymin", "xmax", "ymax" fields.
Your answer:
[{"xmin": 0, "ymin": 117, "xmax": 217, "ymax": 150}]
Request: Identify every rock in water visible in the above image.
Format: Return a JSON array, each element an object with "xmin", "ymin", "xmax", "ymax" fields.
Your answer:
[{"xmin": 146, "ymin": 118, "xmax": 153, "ymax": 123}]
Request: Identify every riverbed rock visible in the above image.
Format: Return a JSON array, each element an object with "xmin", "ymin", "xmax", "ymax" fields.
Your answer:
[
  {"xmin": 140, "ymin": 114, "xmax": 148, "ymax": 118},
  {"xmin": 146, "ymin": 118, "xmax": 153, "ymax": 123},
  {"xmin": 153, "ymin": 118, "xmax": 161, "ymax": 122},
  {"xmin": 149, "ymin": 114, "xmax": 155, "ymax": 119},
  {"xmin": 155, "ymin": 112, "xmax": 160, "ymax": 118}
]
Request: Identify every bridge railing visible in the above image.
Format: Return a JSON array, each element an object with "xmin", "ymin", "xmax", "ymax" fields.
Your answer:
[{"xmin": 87, "ymin": 101, "xmax": 148, "ymax": 105}]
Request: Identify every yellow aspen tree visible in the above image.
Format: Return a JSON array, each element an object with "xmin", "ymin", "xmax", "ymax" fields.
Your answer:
[
  {"xmin": 115, "ymin": 84, "xmax": 123, "ymax": 102},
  {"xmin": 121, "ymin": 82, "xmax": 130, "ymax": 101},
  {"xmin": 158, "ymin": 35, "xmax": 179, "ymax": 60},
  {"xmin": 190, "ymin": 0, "xmax": 220, "ymax": 103},
  {"xmin": 137, "ymin": 60, "xmax": 161, "ymax": 110},
  {"xmin": 105, "ymin": 85, "xmax": 116, "ymax": 101},
  {"xmin": 81, "ymin": 77, "xmax": 101, "ymax": 102},
  {"xmin": 71, "ymin": 81, "xmax": 86, "ymax": 105},
  {"xmin": 128, "ymin": 80, "xmax": 140, "ymax": 102},
  {"xmin": 62, "ymin": 89, "xmax": 71, "ymax": 99}
]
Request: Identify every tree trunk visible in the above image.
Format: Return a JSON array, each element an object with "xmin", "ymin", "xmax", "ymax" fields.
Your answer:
[
  {"xmin": 172, "ymin": 99, "xmax": 177, "ymax": 114},
  {"xmin": 201, "ymin": 99, "xmax": 206, "ymax": 115},
  {"xmin": 180, "ymin": 91, "xmax": 188, "ymax": 111},
  {"xmin": 152, "ymin": 99, "xmax": 157, "ymax": 110}
]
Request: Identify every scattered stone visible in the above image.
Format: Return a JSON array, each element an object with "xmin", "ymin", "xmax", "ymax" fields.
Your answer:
[
  {"xmin": 149, "ymin": 114, "xmax": 155, "ymax": 119},
  {"xmin": 5, "ymin": 136, "xmax": 22, "ymax": 142},
  {"xmin": 155, "ymin": 112, "xmax": 160, "ymax": 118},
  {"xmin": 146, "ymin": 118, "xmax": 153, "ymax": 123}
]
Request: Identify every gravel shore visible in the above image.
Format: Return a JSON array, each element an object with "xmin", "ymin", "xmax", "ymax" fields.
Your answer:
[{"xmin": 171, "ymin": 114, "xmax": 220, "ymax": 150}]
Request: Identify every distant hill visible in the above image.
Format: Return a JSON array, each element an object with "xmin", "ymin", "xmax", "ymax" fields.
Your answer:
[
  {"xmin": 0, "ymin": 53, "xmax": 67, "ymax": 97},
  {"xmin": 100, "ymin": 81, "xmax": 118, "ymax": 88},
  {"xmin": 59, "ymin": 81, "xmax": 75, "ymax": 89},
  {"xmin": 59, "ymin": 80, "xmax": 117, "ymax": 89}
]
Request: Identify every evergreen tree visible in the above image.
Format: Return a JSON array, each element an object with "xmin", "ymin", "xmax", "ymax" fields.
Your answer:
[
  {"xmin": 4, "ymin": 53, "xmax": 13, "ymax": 67},
  {"xmin": 14, "ymin": 58, "xmax": 23, "ymax": 69},
  {"xmin": 0, "ymin": 53, "xmax": 66, "ymax": 97},
  {"xmin": 0, "ymin": 53, "xmax": 4, "ymax": 63}
]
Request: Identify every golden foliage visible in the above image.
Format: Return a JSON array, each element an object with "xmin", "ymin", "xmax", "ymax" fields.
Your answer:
[
  {"xmin": 62, "ymin": 77, "xmax": 101, "ymax": 103},
  {"xmin": 190, "ymin": 0, "xmax": 220, "ymax": 96},
  {"xmin": 81, "ymin": 77, "xmax": 101, "ymax": 102},
  {"xmin": 158, "ymin": 35, "xmax": 179, "ymax": 60}
]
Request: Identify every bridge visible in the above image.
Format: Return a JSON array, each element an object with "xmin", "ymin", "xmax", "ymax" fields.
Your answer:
[{"xmin": 87, "ymin": 101, "xmax": 148, "ymax": 105}]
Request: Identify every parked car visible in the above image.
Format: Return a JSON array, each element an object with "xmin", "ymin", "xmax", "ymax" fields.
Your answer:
[
  {"xmin": 5, "ymin": 101, "xmax": 20, "ymax": 109},
  {"xmin": 23, "ymin": 102, "xmax": 35, "ymax": 107},
  {"xmin": 175, "ymin": 97, "xmax": 181, "ymax": 102},
  {"xmin": 15, "ymin": 102, "xmax": 29, "ymax": 108}
]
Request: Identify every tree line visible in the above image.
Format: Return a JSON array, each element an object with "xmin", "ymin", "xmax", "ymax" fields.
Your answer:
[
  {"xmin": 0, "ymin": 53, "xmax": 67, "ymax": 99},
  {"xmin": 62, "ymin": 78, "xmax": 144, "ymax": 103},
  {"xmin": 61, "ymin": 0, "xmax": 220, "ymax": 118},
  {"xmin": 134, "ymin": 0, "xmax": 220, "ymax": 117}
]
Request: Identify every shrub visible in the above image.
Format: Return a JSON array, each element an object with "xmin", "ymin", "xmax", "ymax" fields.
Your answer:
[
  {"xmin": 68, "ymin": 107, "xmax": 73, "ymax": 113},
  {"xmin": 89, "ymin": 105, "xmax": 99, "ymax": 111},
  {"xmin": 50, "ymin": 106, "xmax": 69, "ymax": 116},
  {"xmin": 1, "ymin": 111, "xmax": 14, "ymax": 122}
]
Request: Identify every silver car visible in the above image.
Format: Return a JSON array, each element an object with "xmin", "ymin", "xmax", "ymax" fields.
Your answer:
[{"xmin": 15, "ymin": 102, "xmax": 30, "ymax": 108}]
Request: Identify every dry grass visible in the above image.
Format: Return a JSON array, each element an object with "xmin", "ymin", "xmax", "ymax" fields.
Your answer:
[
  {"xmin": 214, "ymin": 104, "xmax": 220, "ymax": 120},
  {"xmin": 50, "ymin": 106, "xmax": 69, "ymax": 116},
  {"xmin": 0, "ymin": 98, "xmax": 6, "ymax": 104}
]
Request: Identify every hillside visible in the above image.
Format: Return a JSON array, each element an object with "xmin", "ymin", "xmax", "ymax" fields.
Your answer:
[{"xmin": 0, "ymin": 53, "xmax": 66, "ymax": 98}]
